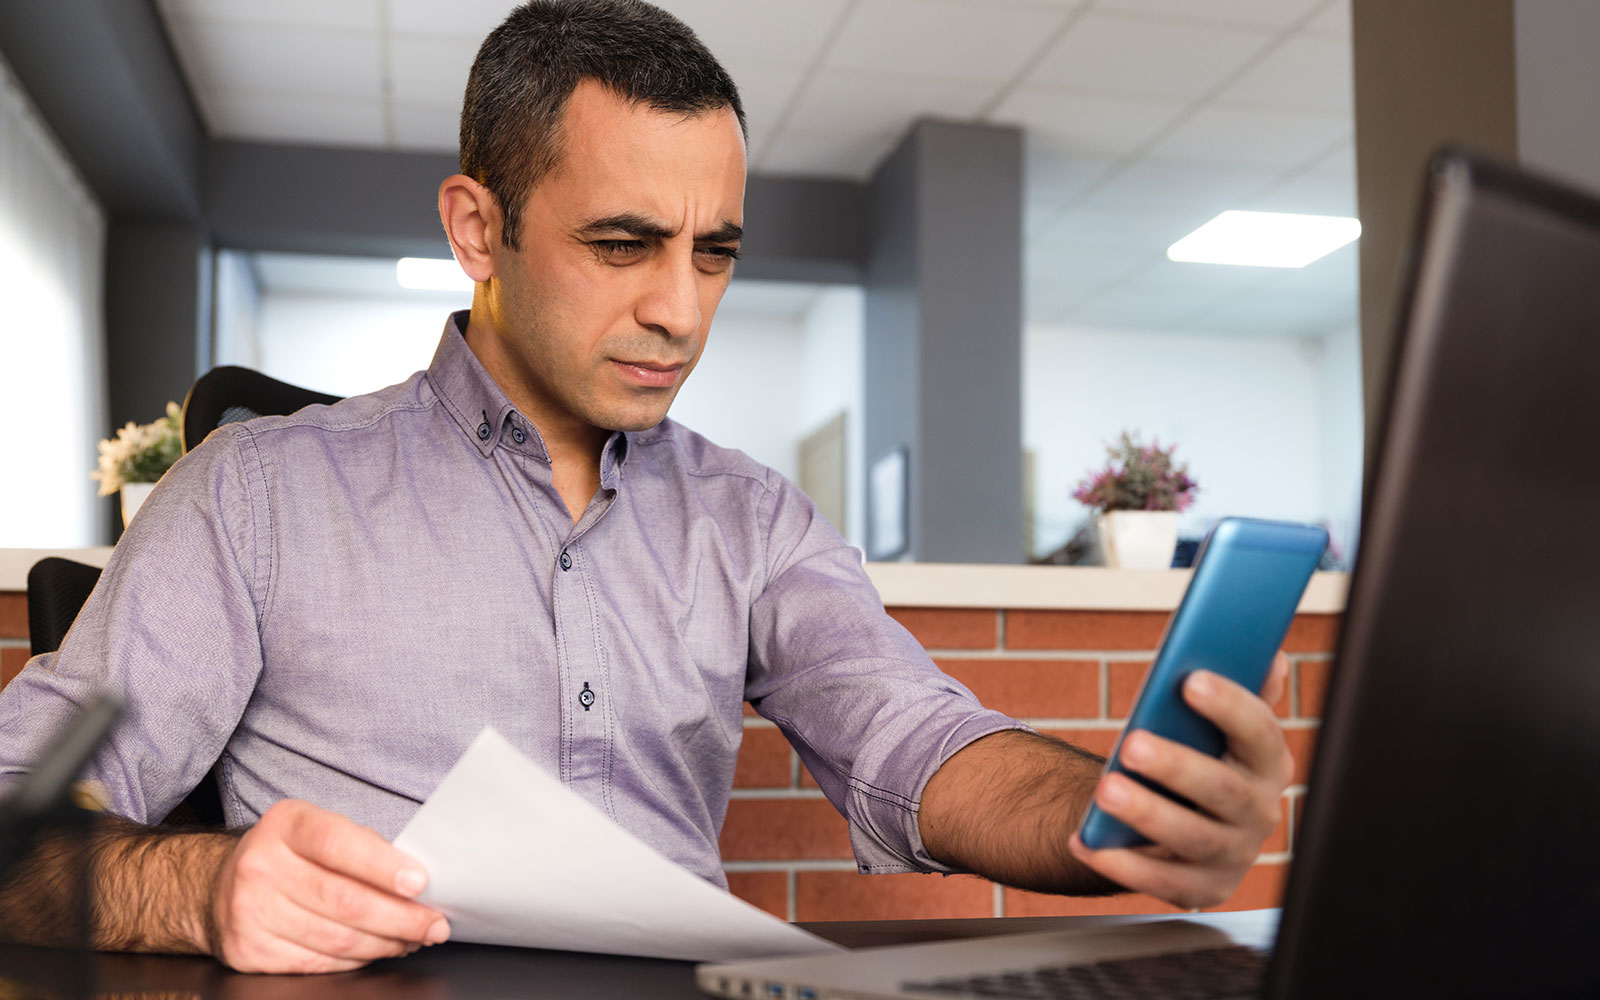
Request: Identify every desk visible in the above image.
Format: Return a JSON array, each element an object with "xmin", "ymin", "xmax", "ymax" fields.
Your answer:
[{"xmin": 0, "ymin": 912, "xmax": 1278, "ymax": 999}]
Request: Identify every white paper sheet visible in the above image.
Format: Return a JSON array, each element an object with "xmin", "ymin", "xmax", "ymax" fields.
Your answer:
[{"xmin": 393, "ymin": 727, "xmax": 843, "ymax": 963}]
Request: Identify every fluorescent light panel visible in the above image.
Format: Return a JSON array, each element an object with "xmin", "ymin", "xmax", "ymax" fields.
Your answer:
[
  {"xmin": 396, "ymin": 257, "xmax": 473, "ymax": 292},
  {"xmin": 1167, "ymin": 210, "xmax": 1361, "ymax": 268}
]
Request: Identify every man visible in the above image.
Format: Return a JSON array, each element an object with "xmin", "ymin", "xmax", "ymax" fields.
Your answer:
[{"xmin": 0, "ymin": 0, "xmax": 1292, "ymax": 974}]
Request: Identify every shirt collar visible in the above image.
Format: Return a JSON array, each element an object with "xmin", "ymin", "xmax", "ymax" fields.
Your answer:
[{"xmin": 426, "ymin": 310, "xmax": 632, "ymax": 481}]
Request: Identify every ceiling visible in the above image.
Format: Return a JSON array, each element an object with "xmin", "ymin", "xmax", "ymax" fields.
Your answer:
[{"xmin": 159, "ymin": 0, "xmax": 1356, "ymax": 335}]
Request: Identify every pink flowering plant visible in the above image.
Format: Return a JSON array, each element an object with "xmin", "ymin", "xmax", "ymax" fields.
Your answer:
[{"xmin": 1071, "ymin": 431, "xmax": 1199, "ymax": 513}]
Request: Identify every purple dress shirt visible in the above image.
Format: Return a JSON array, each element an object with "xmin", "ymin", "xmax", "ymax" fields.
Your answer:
[{"xmin": 0, "ymin": 313, "xmax": 1020, "ymax": 886}]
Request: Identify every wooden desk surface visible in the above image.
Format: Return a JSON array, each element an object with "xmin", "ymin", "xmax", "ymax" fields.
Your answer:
[{"xmin": 0, "ymin": 911, "xmax": 1279, "ymax": 999}]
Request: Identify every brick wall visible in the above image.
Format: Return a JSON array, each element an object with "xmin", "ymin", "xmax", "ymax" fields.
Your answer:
[
  {"xmin": 0, "ymin": 588, "xmax": 1338, "ymax": 924},
  {"xmin": 0, "ymin": 592, "xmax": 27, "ymax": 689},
  {"xmin": 723, "ymin": 606, "xmax": 1338, "ymax": 922}
]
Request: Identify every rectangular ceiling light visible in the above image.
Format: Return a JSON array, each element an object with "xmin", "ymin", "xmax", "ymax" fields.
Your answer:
[
  {"xmin": 396, "ymin": 257, "xmax": 474, "ymax": 292},
  {"xmin": 1167, "ymin": 210, "xmax": 1361, "ymax": 268}
]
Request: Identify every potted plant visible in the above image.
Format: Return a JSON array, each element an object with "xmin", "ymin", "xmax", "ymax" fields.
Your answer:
[
  {"xmin": 1071, "ymin": 431, "xmax": 1198, "ymax": 569},
  {"xmin": 92, "ymin": 402, "xmax": 183, "ymax": 527}
]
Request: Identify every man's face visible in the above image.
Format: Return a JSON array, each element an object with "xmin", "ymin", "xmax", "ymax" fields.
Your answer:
[{"xmin": 478, "ymin": 79, "xmax": 747, "ymax": 439}]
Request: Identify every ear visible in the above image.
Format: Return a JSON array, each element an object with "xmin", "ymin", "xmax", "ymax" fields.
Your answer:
[{"xmin": 439, "ymin": 174, "xmax": 501, "ymax": 282}]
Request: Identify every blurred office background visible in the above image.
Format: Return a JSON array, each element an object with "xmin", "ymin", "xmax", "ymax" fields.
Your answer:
[{"xmin": 2, "ymin": 1, "xmax": 1595, "ymax": 563}]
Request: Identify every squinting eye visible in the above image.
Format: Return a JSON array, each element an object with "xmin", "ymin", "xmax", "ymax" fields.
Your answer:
[
  {"xmin": 697, "ymin": 246, "xmax": 742, "ymax": 261},
  {"xmin": 595, "ymin": 240, "xmax": 645, "ymax": 256}
]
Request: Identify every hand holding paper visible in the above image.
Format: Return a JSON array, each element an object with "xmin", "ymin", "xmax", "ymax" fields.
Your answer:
[{"xmin": 393, "ymin": 728, "xmax": 841, "ymax": 963}]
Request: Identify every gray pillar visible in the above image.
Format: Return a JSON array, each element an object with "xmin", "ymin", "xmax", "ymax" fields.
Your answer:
[
  {"xmin": 863, "ymin": 120, "xmax": 1024, "ymax": 564},
  {"xmin": 105, "ymin": 221, "xmax": 212, "ymax": 433},
  {"xmin": 1515, "ymin": 1, "xmax": 1600, "ymax": 194}
]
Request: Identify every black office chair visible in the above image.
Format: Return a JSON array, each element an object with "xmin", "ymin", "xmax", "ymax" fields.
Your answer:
[
  {"xmin": 181, "ymin": 365, "xmax": 341, "ymax": 453},
  {"xmin": 25, "ymin": 558, "xmax": 226, "ymax": 827}
]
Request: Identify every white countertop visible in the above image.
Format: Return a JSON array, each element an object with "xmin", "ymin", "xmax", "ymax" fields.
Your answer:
[{"xmin": 0, "ymin": 548, "xmax": 1347, "ymax": 613}]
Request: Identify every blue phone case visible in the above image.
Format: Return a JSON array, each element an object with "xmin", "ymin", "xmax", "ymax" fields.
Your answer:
[{"xmin": 1077, "ymin": 517, "xmax": 1328, "ymax": 850}]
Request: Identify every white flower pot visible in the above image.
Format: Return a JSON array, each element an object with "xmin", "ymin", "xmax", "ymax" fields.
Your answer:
[
  {"xmin": 121, "ymin": 482, "xmax": 155, "ymax": 528},
  {"xmin": 1099, "ymin": 510, "xmax": 1179, "ymax": 569}
]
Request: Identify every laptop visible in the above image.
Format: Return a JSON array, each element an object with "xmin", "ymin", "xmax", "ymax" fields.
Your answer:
[{"xmin": 698, "ymin": 149, "xmax": 1600, "ymax": 999}]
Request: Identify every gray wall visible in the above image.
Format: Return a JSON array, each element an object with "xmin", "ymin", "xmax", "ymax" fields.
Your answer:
[
  {"xmin": 865, "ymin": 120, "xmax": 1024, "ymax": 564},
  {"xmin": 1515, "ymin": 1, "xmax": 1600, "ymax": 193}
]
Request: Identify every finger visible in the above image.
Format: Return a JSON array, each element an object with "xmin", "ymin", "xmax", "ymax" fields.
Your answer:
[
  {"xmin": 1181, "ymin": 670, "xmax": 1291, "ymax": 781},
  {"xmin": 276, "ymin": 803, "xmax": 432, "ymax": 901},
  {"xmin": 1119, "ymin": 731, "xmax": 1267, "ymax": 833},
  {"xmin": 220, "ymin": 904, "xmax": 376, "ymax": 975},
  {"xmin": 1259, "ymin": 652, "xmax": 1290, "ymax": 707},
  {"xmin": 1091, "ymin": 770, "xmax": 1241, "ymax": 864},
  {"xmin": 1068, "ymin": 833, "xmax": 1231, "ymax": 911},
  {"xmin": 262, "ymin": 888, "xmax": 426, "ymax": 964},
  {"xmin": 277, "ymin": 848, "xmax": 448, "ymax": 947}
]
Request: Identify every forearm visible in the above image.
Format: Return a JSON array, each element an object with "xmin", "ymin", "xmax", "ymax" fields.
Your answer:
[
  {"xmin": 0, "ymin": 814, "xmax": 240, "ymax": 954},
  {"xmin": 918, "ymin": 730, "xmax": 1122, "ymax": 896}
]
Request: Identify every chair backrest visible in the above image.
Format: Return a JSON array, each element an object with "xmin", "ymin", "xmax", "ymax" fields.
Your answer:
[
  {"xmin": 26, "ymin": 558, "xmax": 103, "ymax": 658},
  {"xmin": 26, "ymin": 558, "xmax": 226, "ymax": 827},
  {"xmin": 181, "ymin": 366, "xmax": 341, "ymax": 453}
]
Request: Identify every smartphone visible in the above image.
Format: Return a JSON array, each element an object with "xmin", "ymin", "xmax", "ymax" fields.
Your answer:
[{"xmin": 1077, "ymin": 517, "xmax": 1327, "ymax": 850}]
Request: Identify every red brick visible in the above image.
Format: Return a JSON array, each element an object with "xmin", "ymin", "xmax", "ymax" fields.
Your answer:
[
  {"xmin": 1107, "ymin": 660, "xmax": 1151, "ymax": 719},
  {"xmin": 1297, "ymin": 660, "xmax": 1332, "ymax": 719},
  {"xmin": 1209, "ymin": 862, "xmax": 1289, "ymax": 911},
  {"xmin": 886, "ymin": 608, "xmax": 998, "ymax": 650},
  {"xmin": 719, "ymin": 798, "xmax": 852, "ymax": 861},
  {"xmin": 1036, "ymin": 728, "xmax": 1120, "ymax": 761},
  {"xmin": 1003, "ymin": 887, "xmax": 1183, "ymax": 918},
  {"xmin": 733, "ymin": 728, "xmax": 793, "ymax": 789},
  {"xmin": 935, "ymin": 658, "xmax": 1099, "ymax": 719},
  {"xmin": 1282, "ymin": 614, "xmax": 1342, "ymax": 654},
  {"xmin": 743, "ymin": 701, "xmax": 757, "ymax": 717},
  {"xmin": 0, "ymin": 593, "xmax": 27, "ymax": 640},
  {"xmin": 795, "ymin": 871, "xmax": 993, "ymax": 921},
  {"xmin": 1, "ymin": 646, "xmax": 30, "ymax": 688},
  {"xmin": 1006, "ymin": 611, "xmax": 1169, "ymax": 651},
  {"xmin": 727, "ymin": 871, "xmax": 788, "ymax": 920},
  {"xmin": 1284, "ymin": 727, "xmax": 1318, "ymax": 786},
  {"xmin": 1262, "ymin": 796, "xmax": 1291, "ymax": 855}
]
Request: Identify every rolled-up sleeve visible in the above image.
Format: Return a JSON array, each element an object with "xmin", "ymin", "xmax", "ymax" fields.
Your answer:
[
  {"xmin": 743, "ymin": 472, "xmax": 1024, "ymax": 874},
  {"xmin": 0, "ymin": 426, "xmax": 269, "ymax": 825}
]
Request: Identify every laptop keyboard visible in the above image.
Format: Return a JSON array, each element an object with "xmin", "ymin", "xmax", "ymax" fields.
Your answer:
[{"xmin": 897, "ymin": 943, "xmax": 1266, "ymax": 999}]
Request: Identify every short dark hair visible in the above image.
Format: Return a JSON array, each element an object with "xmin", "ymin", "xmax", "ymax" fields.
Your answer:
[{"xmin": 460, "ymin": 0, "xmax": 747, "ymax": 250}]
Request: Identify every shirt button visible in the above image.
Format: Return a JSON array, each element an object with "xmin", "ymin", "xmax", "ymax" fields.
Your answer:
[
  {"xmin": 511, "ymin": 427, "xmax": 526, "ymax": 444},
  {"xmin": 476, "ymin": 422, "xmax": 491, "ymax": 440},
  {"xmin": 559, "ymin": 551, "xmax": 572, "ymax": 571}
]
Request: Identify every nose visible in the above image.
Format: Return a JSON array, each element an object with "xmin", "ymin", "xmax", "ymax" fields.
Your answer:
[{"xmin": 635, "ymin": 253, "xmax": 701, "ymax": 340}]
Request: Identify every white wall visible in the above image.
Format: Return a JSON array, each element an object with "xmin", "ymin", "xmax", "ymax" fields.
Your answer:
[
  {"xmin": 213, "ymin": 249, "xmax": 262, "ymax": 371},
  {"xmin": 1025, "ymin": 323, "xmax": 1362, "ymax": 563},
  {"xmin": 798, "ymin": 286, "xmax": 866, "ymax": 548},
  {"xmin": 1317, "ymin": 324, "xmax": 1364, "ymax": 563},
  {"xmin": 669, "ymin": 312, "xmax": 806, "ymax": 482},
  {"xmin": 0, "ymin": 53, "xmax": 107, "ymax": 546}
]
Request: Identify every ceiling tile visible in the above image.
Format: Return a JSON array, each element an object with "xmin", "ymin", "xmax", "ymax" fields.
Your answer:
[
  {"xmin": 1094, "ymin": 0, "xmax": 1322, "ymax": 29},
  {"xmin": 1305, "ymin": 0, "xmax": 1351, "ymax": 37},
  {"xmin": 1246, "ymin": 167, "xmax": 1356, "ymax": 217},
  {"xmin": 158, "ymin": 0, "xmax": 380, "ymax": 30},
  {"xmin": 390, "ymin": 104, "xmax": 460, "ymax": 153},
  {"xmin": 989, "ymin": 88, "xmax": 1186, "ymax": 158},
  {"xmin": 1081, "ymin": 159, "xmax": 1276, "ymax": 211},
  {"xmin": 1185, "ymin": 282, "xmax": 1356, "ymax": 336},
  {"xmin": 387, "ymin": 35, "xmax": 479, "ymax": 108},
  {"xmin": 1035, "ymin": 204, "xmax": 1218, "ymax": 254},
  {"xmin": 715, "ymin": 62, "xmax": 805, "ymax": 154},
  {"xmin": 824, "ymin": 0, "xmax": 1072, "ymax": 83},
  {"xmin": 1065, "ymin": 276, "xmax": 1231, "ymax": 330},
  {"xmin": 1147, "ymin": 105, "xmax": 1350, "ymax": 168},
  {"xmin": 387, "ymin": 0, "xmax": 519, "ymax": 38},
  {"xmin": 756, "ymin": 128, "xmax": 900, "ymax": 181},
  {"xmin": 1218, "ymin": 35, "xmax": 1352, "ymax": 113},
  {"xmin": 1028, "ymin": 12, "xmax": 1274, "ymax": 100},
  {"xmin": 784, "ymin": 73, "xmax": 997, "ymax": 136},
  {"xmin": 203, "ymin": 93, "xmax": 387, "ymax": 148},
  {"xmin": 655, "ymin": 0, "xmax": 850, "ymax": 68},
  {"xmin": 1023, "ymin": 139, "xmax": 1116, "ymax": 221},
  {"xmin": 167, "ymin": 21, "xmax": 382, "ymax": 101}
]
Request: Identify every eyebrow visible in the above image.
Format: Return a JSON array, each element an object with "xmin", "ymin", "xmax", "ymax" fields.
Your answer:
[{"xmin": 579, "ymin": 213, "xmax": 743, "ymax": 244}]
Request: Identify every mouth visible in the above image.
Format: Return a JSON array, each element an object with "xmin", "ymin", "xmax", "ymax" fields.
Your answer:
[{"xmin": 610, "ymin": 359, "xmax": 685, "ymax": 389}]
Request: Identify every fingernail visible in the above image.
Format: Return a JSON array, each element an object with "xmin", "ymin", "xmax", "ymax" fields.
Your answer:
[
  {"xmin": 1122, "ymin": 734, "xmax": 1149, "ymax": 767},
  {"xmin": 395, "ymin": 867, "xmax": 426, "ymax": 896},
  {"xmin": 1187, "ymin": 671, "xmax": 1215, "ymax": 697},
  {"xmin": 425, "ymin": 918, "xmax": 451, "ymax": 945},
  {"xmin": 1100, "ymin": 777, "xmax": 1130, "ymax": 808}
]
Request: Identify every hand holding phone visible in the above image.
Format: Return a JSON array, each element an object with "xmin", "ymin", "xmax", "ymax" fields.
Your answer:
[{"xmin": 1077, "ymin": 517, "xmax": 1327, "ymax": 850}]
